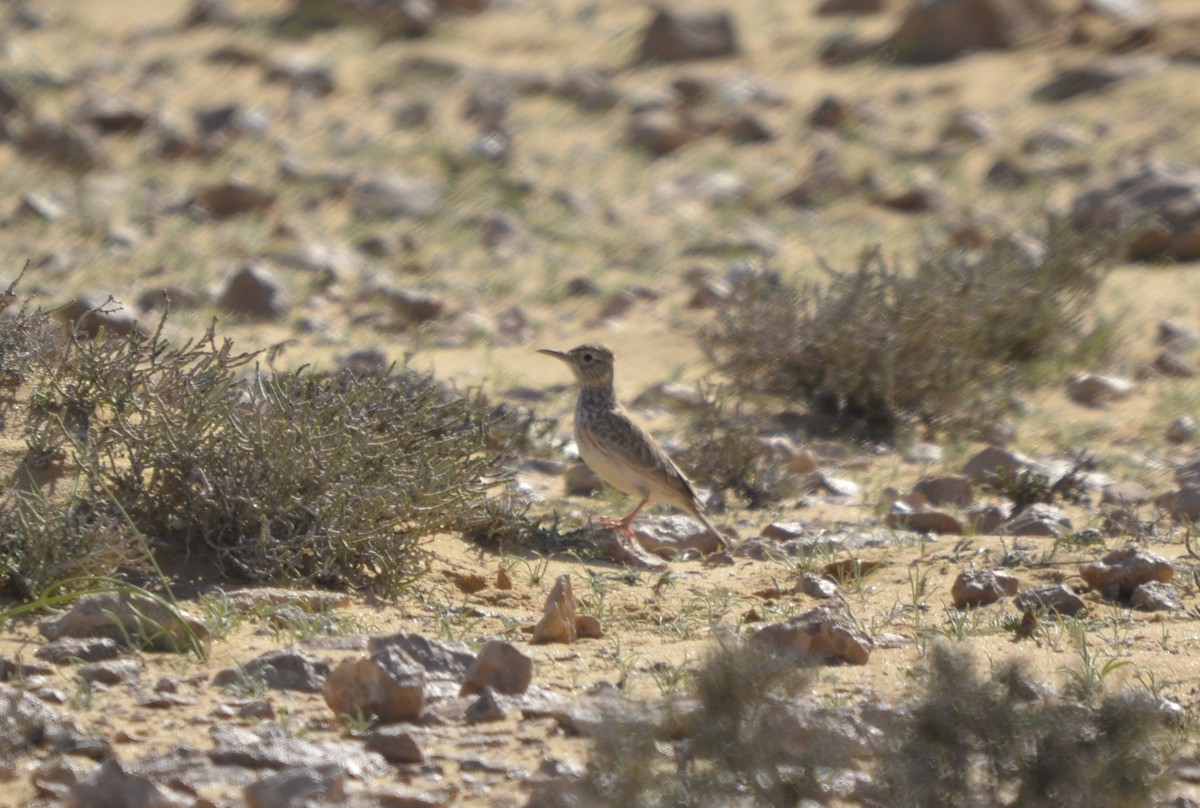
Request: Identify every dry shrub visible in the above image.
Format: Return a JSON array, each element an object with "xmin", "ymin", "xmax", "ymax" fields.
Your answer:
[
  {"xmin": 879, "ymin": 642, "xmax": 1177, "ymax": 808},
  {"xmin": 4, "ymin": 312, "xmax": 512, "ymax": 598},
  {"xmin": 701, "ymin": 219, "xmax": 1118, "ymax": 438}
]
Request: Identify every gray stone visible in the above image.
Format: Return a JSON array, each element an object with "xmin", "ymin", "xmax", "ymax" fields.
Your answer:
[
  {"xmin": 962, "ymin": 445, "xmax": 1049, "ymax": 486},
  {"xmin": 636, "ymin": 8, "xmax": 739, "ymax": 63},
  {"xmin": 366, "ymin": 632, "xmax": 475, "ymax": 678},
  {"xmin": 36, "ymin": 638, "xmax": 125, "ymax": 665},
  {"xmin": 1080, "ymin": 545, "xmax": 1172, "ymax": 599},
  {"xmin": 64, "ymin": 759, "xmax": 191, "ymax": 808},
  {"xmin": 886, "ymin": 0, "xmax": 1053, "ymax": 63},
  {"xmin": 77, "ymin": 658, "xmax": 140, "ymax": 686},
  {"xmin": 195, "ymin": 180, "xmax": 276, "ymax": 217},
  {"xmin": 465, "ymin": 688, "xmax": 506, "ymax": 724},
  {"xmin": 216, "ymin": 264, "xmax": 287, "ymax": 320},
  {"xmin": 243, "ymin": 763, "xmax": 346, "ymax": 808},
  {"xmin": 1000, "ymin": 503, "xmax": 1071, "ymax": 537},
  {"xmin": 352, "ymin": 175, "xmax": 444, "ymax": 220},
  {"xmin": 950, "ymin": 569, "xmax": 1020, "ymax": 608},
  {"xmin": 364, "ymin": 725, "xmax": 424, "ymax": 764},
  {"xmin": 212, "ymin": 648, "xmax": 330, "ymax": 693},
  {"xmin": 751, "ymin": 600, "xmax": 873, "ymax": 665},
  {"xmin": 208, "ymin": 724, "xmax": 386, "ymax": 778},
  {"xmin": 1069, "ymin": 162, "xmax": 1200, "ymax": 261},
  {"xmin": 1130, "ymin": 582, "xmax": 1182, "ymax": 612},
  {"xmin": 40, "ymin": 593, "xmax": 209, "ymax": 653},
  {"xmin": 911, "ymin": 475, "xmax": 974, "ymax": 508},
  {"xmin": 1067, "ymin": 373, "xmax": 1134, "ymax": 406},
  {"xmin": 1014, "ymin": 584, "xmax": 1087, "ymax": 617}
]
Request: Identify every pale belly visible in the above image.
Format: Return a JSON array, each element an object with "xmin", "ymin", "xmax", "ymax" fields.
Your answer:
[{"xmin": 574, "ymin": 419, "xmax": 652, "ymax": 501}]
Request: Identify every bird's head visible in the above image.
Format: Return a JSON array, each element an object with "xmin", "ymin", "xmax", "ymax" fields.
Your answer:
[{"xmin": 538, "ymin": 344, "xmax": 615, "ymax": 389}]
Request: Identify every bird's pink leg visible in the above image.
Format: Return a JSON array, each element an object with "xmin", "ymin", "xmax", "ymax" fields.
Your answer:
[{"xmin": 596, "ymin": 494, "xmax": 650, "ymax": 538}]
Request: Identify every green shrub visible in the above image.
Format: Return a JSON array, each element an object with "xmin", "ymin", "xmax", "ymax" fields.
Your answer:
[{"xmin": 700, "ymin": 219, "xmax": 1117, "ymax": 438}]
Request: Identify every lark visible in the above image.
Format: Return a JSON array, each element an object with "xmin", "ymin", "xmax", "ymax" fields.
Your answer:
[{"xmin": 539, "ymin": 344, "xmax": 727, "ymax": 551}]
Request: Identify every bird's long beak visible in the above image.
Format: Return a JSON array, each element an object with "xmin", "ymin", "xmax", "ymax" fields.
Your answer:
[{"xmin": 537, "ymin": 348, "xmax": 569, "ymax": 362}]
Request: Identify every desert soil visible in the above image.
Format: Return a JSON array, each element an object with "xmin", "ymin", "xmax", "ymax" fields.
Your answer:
[{"xmin": 2, "ymin": 0, "xmax": 1200, "ymax": 805}]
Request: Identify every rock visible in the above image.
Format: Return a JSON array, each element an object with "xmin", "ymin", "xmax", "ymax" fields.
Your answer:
[
  {"xmin": 631, "ymin": 514, "xmax": 729, "ymax": 556},
  {"xmin": 80, "ymin": 96, "xmax": 151, "ymax": 135},
  {"xmin": 1014, "ymin": 584, "xmax": 1087, "ymax": 616},
  {"xmin": 1130, "ymin": 581, "xmax": 1182, "ymax": 612},
  {"xmin": 219, "ymin": 588, "xmax": 350, "ymax": 613},
  {"xmin": 886, "ymin": 0, "xmax": 1053, "ymax": 63},
  {"xmin": 1034, "ymin": 62, "xmax": 1136, "ymax": 102},
  {"xmin": 1080, "ymin": 545, "xmax": 1172, "ymax": 599},
  {"xmin": 939, "ymin": 107, "xmax": 996, "ymax": 143},
  {"xmin": 885, "ymin": 507, "xmax": 964, "ymax": 535},
  {"xmin": 352, "ymin": 175, "xmax": 444, "ymax": 220},
  {"xmin": 17, "ymin": 121, "xmax": 105, "ymax": 171},
  {"xmin": 532, "ymin": 574, "xmax": 579, "ymax": 644},
  {"xmin": 809, "ymin": 94, "xmax": 854, "ymax": 129},
  {"xmin": 263, "ymin": 55, "xmax": 336, "ymax": 96},
  {"xmin": 981, "ymin": 418, "xmax": 1017, "ymax": 447},
  {"xmin": 212, "ymin": 649, "xmax": 330, "ymax": 693},
  {"xmin": 750, "ymin": 600, "xmax": 873, "ymax": 665},
  {"xmin": 0, "ymin": 657, "xmax": 54, "ymax": 682},
  {"xmin": 627, "ymin": 110, "xmax": 701, "ymax": 155},
  {"xmin": 59, "ymin": 297, "xmax": 140, "ymax": 338},
  {"xmin": 950, "ymin": 569, "xmax": 1019, "ymax": 608},
  {"xmin": 378, "ymin": 286, "xmax": 446, "ymax": 322},
  {"xmin": 322, "ymin": 649, "xmax": 425, "ymax": 724},
  {"xmin": 1100, "ymin": 480, "xmax": 1151, "ymax": 505},
  {"xmin": 966, "ymin": 503, "xmax": 1010, "ymax": 534},
  {"xmin": 1069, "ymin": 161, "xmax": 1200, "ymax": 261},
  {"xmin": 1081, "ymin": 0, "xmax": 1157, "ymax": 24},
  {"xmin": 795, "ymin": 573, "xmax": 840, "ymax": 599},
  {"xmin": 635, "ymin": 8, "xmax": 739, "ymax": 63},
  {"xmin": 756, "ymin": 436, "xmax": 819, "ymax": 474},
  {"xmin": 722, "ymin": 111, "xmax": 775, "ymax": 143},
  {"xmin": 244, "ymin": 763, "xmax": 346, "ymax": 808},
  {"xmin": 39, "ymin": 593, "xmax": 209, "ymax": 653},
  {"xmin": 961, "ymin": 445, "xmax": 1049, "ymax": 486},
  {"xmin": 366, "ymin": 633, "xmax": 475, "ymax": 679},
  {"xmin": 195, "ymin": 180, "xmax": 276, "ymax": 217},
  {"xmin": 1000, "ymin": 503, "xmax": 1071, "ymax": 537},
  {"xmin": 36, "ymin": 637, "xmax": 126, "ymax": 665},
  {"xmin": 1161, "ymin": 486, "xmax": 1200, "ymax": 522},
  {"xmin": 209, "ymin": 724, "xmax": 386, "ymax": 777},
  {"xmin": 461, "ymin": 640, "xmax": 532, "ymax": 696},
  {"xmin": 816, "ymin": 0, "xmax": 885, "ymax": 15},
  {"xmin": 364, "ymin": 726, "xmax": 424, "ymax": 764},
  {"xmin": 64, "ymin": 759, "xmax": 192, "ymax": 808},
  {"xmin": 77, "ymin": 659, "xmax": 140, "ymax": 686},
  {"xmin": 565, "ymin": 462, "xmax": 603, "ymax": 496},
  {"xmin": 558, "ymin": 67, "xmax": 620, "ymax": 112},
  {"xmin": 216, "ymin": 264, "xmax": 288, "ymax": 319},
  {"xmin": 1067, "ymin": 373, "xmax": 1134, "ymax": 406},
  {"xmin": 1155, "ymin": 350, "xmax": 1195, "ymax": 378},
  {"xmin": 32, "ymin": 756, "xmax": 97, "ymax": 800},
  {"xmin": 0, "ymin": 685, "xmax": 108, "ymax": 759},
  {"xmin": 184, "ymin": 0, "xmax": 240, "ymax": 26},
  {"xmin": 911, "ymin": 475, "xmax": 973, "ymax": 507},
  {"xmin": 1157, "ymin": 319, "xmax": 1197, "ymax": 348},
  {"xmin": 1167, "ymin": 416, "xmax": 1197, "ymax": 444},
  {"xmin": 465, "ymin": 688, "xmax": 506, "ymax": 724},
  {"xmin": 985, "ymin": 155, "xmax": 1030, "ymax": 188}
]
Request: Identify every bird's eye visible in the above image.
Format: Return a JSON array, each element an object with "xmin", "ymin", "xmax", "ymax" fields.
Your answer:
[{"xmin": 582, "ymin": 353, "xmax": 593, "ymax": 362}]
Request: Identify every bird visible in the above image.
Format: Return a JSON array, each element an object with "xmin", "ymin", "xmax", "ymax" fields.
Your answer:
[{"xmin": 538, "ymin": 343, "xmax": 727, "ymax": 552}]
